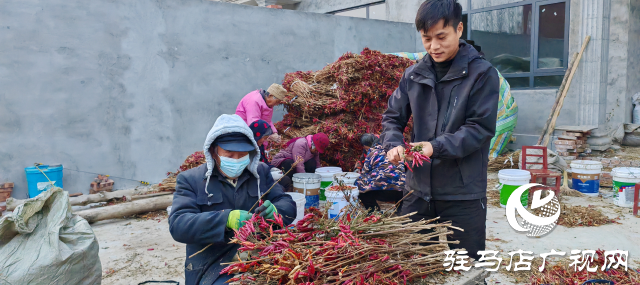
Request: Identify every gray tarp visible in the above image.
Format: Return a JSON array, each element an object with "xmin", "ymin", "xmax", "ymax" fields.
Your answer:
[{"xmin": 0, "ymin": 186, "xmax": 101, "ymax": 284}]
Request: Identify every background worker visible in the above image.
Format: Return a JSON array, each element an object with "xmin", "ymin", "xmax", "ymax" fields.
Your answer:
[
  {"xmin": 235, "ymin": 84, "xmax": 288, "ymax": 144},
  {"xmin": 271, "ymin": 133, "xmax": 330, "ymax": 179},
  {"xmin": 169, "ymin": 114, "xmax": 296, "ymax": 285},
  {"xmin": 381, "ymin": 0, "xmax": 499, "ymax": 261},
  {"xmin": 249, "ymin": 119, "xmax": 293, "ymax": 192},
  {"xmin": 355, "ymin": 133, "xmax": 405, "ymax": 213},
  {"xmin": 354, "ymin": 133, "xmax": 379, "ymax": 172}
]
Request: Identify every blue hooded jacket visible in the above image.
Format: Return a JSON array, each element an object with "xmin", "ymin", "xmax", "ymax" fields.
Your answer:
[{"xmin": 168, "ymin": 114, "xmax": 296, "ymax": 285}]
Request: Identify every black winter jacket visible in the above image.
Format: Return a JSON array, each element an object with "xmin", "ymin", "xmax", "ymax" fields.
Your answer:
[{"xmin": 381, "ymin": 41, "xmax": 499, "ymax": 201}]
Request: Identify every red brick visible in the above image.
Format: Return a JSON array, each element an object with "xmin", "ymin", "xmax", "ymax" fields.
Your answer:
[{"xmin": 266, "ymin": 5, "xmax": 282, "ymax": 8}]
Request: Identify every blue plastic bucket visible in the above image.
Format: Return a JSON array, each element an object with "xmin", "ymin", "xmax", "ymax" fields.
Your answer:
[{"xmin": 25, "ymin": 164, "xmax": 63, "ymax": 198}]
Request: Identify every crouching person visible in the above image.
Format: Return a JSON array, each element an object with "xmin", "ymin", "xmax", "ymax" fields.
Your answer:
[{"xmin": 169, "ymin": 114, "xmax": 296, "ymax": 285}]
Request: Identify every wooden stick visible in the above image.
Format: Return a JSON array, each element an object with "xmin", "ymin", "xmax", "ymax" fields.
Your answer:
[
  {"xmin": 249, "ymin": 157, "xmax": 303, "ymax": 212},
  {"xmin": 75, "ymin": 195, "xmax": 172, "ymax": 223},
  {"xmin": 541, "ymin": 36, "xmax": 591, "ymax": 147},
  {"xmin": 537, "ymin": 52, "xmax": 579, "ymax": 145}
]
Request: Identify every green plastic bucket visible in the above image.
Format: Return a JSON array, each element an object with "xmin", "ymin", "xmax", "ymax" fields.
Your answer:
[
  {"xmin": 611, "ymin": 167, "xmax": 640, "ymax": 208},
  {"xmin": 315, "ymin": 167, "xmax": 342, "ymax": 203},
  {"xmin": 498, "ymin": 169, "xmax": 531, "ymax": 208}
]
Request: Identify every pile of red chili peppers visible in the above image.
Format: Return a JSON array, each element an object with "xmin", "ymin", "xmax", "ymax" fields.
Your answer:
[
  {"xmin": 275, "ymin": 49, "xmax": 415, "ymax": 171},
  {"xmin": 221, "ymin": 206, "xmax": 460, "ymax": 285}
]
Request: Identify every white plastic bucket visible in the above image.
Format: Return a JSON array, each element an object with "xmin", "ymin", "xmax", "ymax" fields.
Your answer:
[
  {"xmin": 325, "ymin": 188, "xmax": 359, "ymax": 219},
  {"xmin": 286, "ymin": 192, "xmax": 306, "ymax": 224},
  {"xmin": 292, "ymin": 173, "xmax": 322, "ymax": 208},
  {"xmin": 333, "ymin": 172, "xmax": 360, "ymax": 187},
  {"xmin": 611, "ymin": 167, "xmax": 640, "ymax": 208},
  {"xmin": 316, "ymin": 167, "xmax": 343, "ymax": 203},
  {"xmin": 498, "ymin": 169, "xmax": 532, "ymax": 208},
  {"xmin": 570, "ymin": 160, "xmax": 603, "ymax": 197},
  {"xmin": 270, "ymin": 168, "xmax": 284, "ymax": 181}
]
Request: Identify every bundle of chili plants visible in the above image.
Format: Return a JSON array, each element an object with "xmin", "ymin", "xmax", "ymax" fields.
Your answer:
[
  {"xmin": 275, "ymin": 48, "xmax": 415, "ymax": 171},
  {"xmin": 159, "ymin": 151, "xmax": 206, "ymax": 191},
  {"xmin": 221, "ymin": 204, "xmax": 462, "ymax": 285},
  {"xmin": 404, "ymin": 144, "xmax": 431, "ymax": 172}
]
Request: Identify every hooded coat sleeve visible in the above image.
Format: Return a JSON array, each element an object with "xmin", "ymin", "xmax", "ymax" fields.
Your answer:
[
  {"xmin": 292, "ymin": 139, "xmax": 308, "ymax": 173},
  {"xmin": 381, "ymin": 73, "xmax": 412, "ymax": 151},
  {"xmin": 430, "ymin": 68, "xmax": 500, "ymax": 159},
  {"xmin": 168, "ymin": 173, "xmax": 231, "ymax": 245}
]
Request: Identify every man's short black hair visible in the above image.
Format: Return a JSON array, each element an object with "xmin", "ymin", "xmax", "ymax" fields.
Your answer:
[{"xmin": 415, "ymin": 0, "xmax": 463, "ymax": 33}]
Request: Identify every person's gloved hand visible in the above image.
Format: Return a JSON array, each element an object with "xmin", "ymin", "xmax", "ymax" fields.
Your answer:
[
  {"xmin": 227, "ymin": 210, "xmax": 252, "ymax": 230},
  {"xmin": 254, "ymin": 200, "xmax": 278, "ymax": 220}
]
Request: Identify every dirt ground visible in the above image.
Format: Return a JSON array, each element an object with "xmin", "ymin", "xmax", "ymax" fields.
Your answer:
[
  {"xmin": 92, "ymin": 173, "xmax": 640, "ymax": 285},
  {"xmin": 93, "ymin": 212, "xmax": 186, "ymax": 285}
]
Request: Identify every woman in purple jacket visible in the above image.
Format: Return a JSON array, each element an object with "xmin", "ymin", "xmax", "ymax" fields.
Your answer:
[{"xmin": 271, "ymin": 133, "xmax": 330, "ymax": 179}]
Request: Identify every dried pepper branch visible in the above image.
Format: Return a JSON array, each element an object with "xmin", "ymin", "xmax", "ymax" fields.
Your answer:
[{"xmin": 221, "ymin": 203, "xmax": 460, "ymax": 285}]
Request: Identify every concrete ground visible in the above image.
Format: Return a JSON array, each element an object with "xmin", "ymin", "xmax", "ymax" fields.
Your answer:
[{"xmin": 92, "ymin": 174, "xmax": 640, "ymax": 285}]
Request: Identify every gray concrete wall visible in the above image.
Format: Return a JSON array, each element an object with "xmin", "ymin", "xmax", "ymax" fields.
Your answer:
[
  {"xmin": 296, "ymin": 0, "xmax": 382, "ymax": 13},
  {"xmin": 0, "ymin": 0, "xmax": 419, "ymax": 198}
]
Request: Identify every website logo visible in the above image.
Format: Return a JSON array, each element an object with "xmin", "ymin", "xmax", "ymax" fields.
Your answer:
[{"xmin": 505, "ymin": 183, "xmax": 561, "ymax": 237}]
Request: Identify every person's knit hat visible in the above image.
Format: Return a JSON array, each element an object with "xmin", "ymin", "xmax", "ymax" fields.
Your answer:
[
  {"xmin": 312, "ymin": 133, "xmax": 330, "ymax": 154},
  {"xmin": 267, "ymin": 84, "xmax": 288, "ymax": 101},
  {"xmin": 249, "ymin": 120, "xmax": 273, "ymax": 142}
]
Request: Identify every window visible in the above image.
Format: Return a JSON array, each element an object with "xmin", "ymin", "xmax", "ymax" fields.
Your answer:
[
  {"xmin": 330, "ymin": 1, "xmax": 386, "ymax": 20},
  {"xmin": 463, "ymin": 0, "xmax": 569, "ymax": 89}
]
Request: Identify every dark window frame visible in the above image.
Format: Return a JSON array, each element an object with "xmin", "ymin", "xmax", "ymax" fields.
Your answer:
[
  {"xmin": 328, "ymin": 1, "xmax": 386, "ymax": 19},
  {"xmin": 463, "ymin": 0, "xmax": 570, "ymax": 89}
]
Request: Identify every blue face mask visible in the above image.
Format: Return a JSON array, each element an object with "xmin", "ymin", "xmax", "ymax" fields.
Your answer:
[{"xmin": 218, "ymin": 154, "xmax": 250, "ymax": 178}]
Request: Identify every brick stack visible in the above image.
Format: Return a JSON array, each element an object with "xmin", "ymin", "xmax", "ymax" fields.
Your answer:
[
  {"xmin": 554, "ymin": 131, "xmax": 591, "ymax": 161},
  {"xmin": 0, "ymin": 183, "xmax": 14, "ymax": 212},
  {"xmin": 90, "ymin": 175, "xmax": 114, "ymax": 194}
]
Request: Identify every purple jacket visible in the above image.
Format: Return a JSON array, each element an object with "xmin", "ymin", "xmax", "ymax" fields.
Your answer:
[{"xmin": 271, "ymin": 136, "xmax": 321, "ymax": 173}]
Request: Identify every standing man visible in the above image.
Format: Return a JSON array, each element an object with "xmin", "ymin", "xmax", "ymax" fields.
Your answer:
[
  {"xmin": 381, "ymin": 0, "xmax": 499, "ymax": 260},
  {"xmin": 236, "ymin": 84, "xmax": 288, "ymax": 144},
  {"xmin": 169, "ymin": 114, "xmax": 296, "ymax": 285}
]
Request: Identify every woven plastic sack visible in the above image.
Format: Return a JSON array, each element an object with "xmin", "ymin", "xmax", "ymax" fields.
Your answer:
[{"xmin": 0, "ymin": 186, "xmax": 101, "ymax": 285}]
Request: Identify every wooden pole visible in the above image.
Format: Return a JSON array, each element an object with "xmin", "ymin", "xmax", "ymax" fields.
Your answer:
[
  {"xmin": 75, "ymin": 195, "xmax": 173, "ymax": 223},
  {"xmin": 537, "ymin": 52, "xmax": 579, "ymax": 145},
  {"xmin": 6, "ymin": 188, "xmax": 164, "ymax": 211},
  {"xmin": 541, "ymin": 36, "xmax": 591, "ymax": 147}
]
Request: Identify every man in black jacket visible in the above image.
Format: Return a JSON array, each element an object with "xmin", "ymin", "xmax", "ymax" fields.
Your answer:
[{"xmin": 381, "ymin": 0, "xmax": 499, "ymax": 260}]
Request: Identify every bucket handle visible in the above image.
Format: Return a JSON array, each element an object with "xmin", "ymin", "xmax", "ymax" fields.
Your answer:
[{"xmin": 34, "ymin": 163, "xmax": 55, "ymax": 188}]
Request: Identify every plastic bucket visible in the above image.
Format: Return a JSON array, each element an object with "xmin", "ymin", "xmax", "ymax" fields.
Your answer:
[
  {"xmin": 498, "ymin": 169, "xmax": 531, "ymax": 208},
  {"xmin": 333, "ymin": 172, "xmax": 360, "ymax": 186},
  {"xmin": 570, "ymin": 160, "xmax": 603, "ymax": 197},
  {"xmin": 315, "ymin": 167, "xmax": 343, "ymax": 203},
  {"xmin": 611, "ymin": 167, "xmax": 640, "ymax": 208},
  {"xmin": 286, "ymin": 192, "xmax": 306, "ymax": 224},
  {"xmin": 292, "ymin": 173, "xmax": 322, "ymax": 209},
  {"xmin": 326, "ymin": 188, "xmax": 359, "ymax": 219},
  {"xmin": 25, "ymin": 164, "xmax": 63, "ymax": 198},
  {"xmin": 270, "ymin": 168, "xmax": 284, "ymax": 181}
]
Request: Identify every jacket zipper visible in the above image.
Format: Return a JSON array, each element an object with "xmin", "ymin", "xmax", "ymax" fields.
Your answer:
[{"xmin": 441, "ymin": 96, "xmax": 457, "ymax": 133}]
